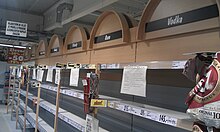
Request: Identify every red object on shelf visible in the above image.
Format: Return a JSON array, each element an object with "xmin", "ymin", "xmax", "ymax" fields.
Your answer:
[{"xmin": 83, "ymin": 77, "xmax": 90, "ymax": 114}]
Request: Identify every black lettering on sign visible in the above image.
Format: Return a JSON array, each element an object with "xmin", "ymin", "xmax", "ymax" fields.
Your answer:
[
  {"xmin": 159, "ymin": 115, "xmax": 166, "ymax": 122},
  {"xmin": 51, "ymin": 47, "xmax": 59, "ymax": 53},
  {"xmin": 145, "ymin": 4, "xmax": 219, "ymax": 32},
  {"xmin": 39, "ymin": 51, "xmax": 45, "ymax": 56},
  {"xmin": 67, "ymin": 41, "xmax": 82, "ymax": 50},
  {"xmin": 94, "ymin": 30, "xmax": 122, "ymax": 44},
  {"xmin": 213, "ymin": 112, "xmax": 220, "ymax": 119}
]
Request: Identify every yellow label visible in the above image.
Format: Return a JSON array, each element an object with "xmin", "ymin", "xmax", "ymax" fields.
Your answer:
[{"xmin": 90, "ymin": 99, "xmax": 107, "ymax": 107}]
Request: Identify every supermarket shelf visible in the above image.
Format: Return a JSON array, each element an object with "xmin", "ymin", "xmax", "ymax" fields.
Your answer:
[
  {"xmin": 100, "ymin": 60, "xmax": 187, "ymax": 69},
  {"xmin": 26, "ymin": 112, "xmax": 54, "ymax": 132},
  {"xmin": 20, "ymin": 88, "xmax": 108, "ymax": 132},
  {"xmin": 18, "ymin": 115, "xmax": 34, "ymax": 129},
  {"xmin": 40, "ymin": 83, "xmax": 193, "ymax": 131}
]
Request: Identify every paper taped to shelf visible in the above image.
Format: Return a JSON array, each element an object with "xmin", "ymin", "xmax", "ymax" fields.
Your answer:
[
  {"xmin": 55, "ymin": 69, "xmax": 60, "ymax": 85},
  {"xmin": 69, "ymin": 68, "xmax": 79, "ymax": 86},
  {"xmin": 37, "ymin": 69, "xmax": 44, "ymax": 82},
  {"xmin": 32, "ymin": 68, "xmax": 36, "ymax": 79},
  {"xmin": 120, "ymin": 66, "xmax": 147, "ymax": 97},
  {"xmin": 85, "ymin": 114, "xmax": 99, "ymax": 132},
  {"xmin": 91, "ymin": 99, "xmax": 107, "ymax": 107},
  {"xmin": 46, "ymin": 68, "xmax": 53, "ymax": 82}
]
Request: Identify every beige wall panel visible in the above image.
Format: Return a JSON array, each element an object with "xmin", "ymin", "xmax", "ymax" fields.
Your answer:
[
  {"xmin": 91, "ymin": 44, "xmax": 136, "ymax": 64},
  {"xmin": 36, "ymin": 58, "xmax": 50, "ymax": 66},
  {"xmin": 136, "ymin": 31, "xmax": 220, "ymax": 62},
  {"xmin": 151, "ymin": 0, "xmax": 216, "ymax": 21},
  {"xmin": 48, "ymin": 56, "xmax": 66, "ymax": 66},
  {"xmin": 65, "ymin": 29, "xmax": 82, "ymax": 44},
  {"xmin": 65, "ymin": 52, "xmax": 90, "ymax": 64},
  {"xmin": 96, "ymin": 14, "xmax": 121, "ymax": 35}
]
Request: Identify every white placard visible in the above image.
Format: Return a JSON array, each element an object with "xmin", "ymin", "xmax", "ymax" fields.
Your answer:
[
  {"xmin": 46, "ymin": 68, "xmax": 53, "ymax": 82},
  {"xmin": 85, "ymin": 114, "xmax": 99, "ymax": 132},
  {"xmin": 12, "ymin": 68, "xmax": 16, "ymax": 76},
  {"xmin": 69, "ymin": 68, "xmax": 79, "ymax": 86},
  {"xmin": 37, "ymin": 69, "xmax": 44, "ymax": 82},
  {"xmin": 32, "ymin": 68, "xmax": 36, "ymax": 79},
  {"xmin": 6, "ymin": 21, "xmax": 27, "ymax": 37},
  {"xmin": 120, "ymin": 66, "xmax": 147, "ymax": 97},
  {"xmin": 55, "ymin": 69, "xmax": 60, "ymax": 85}
]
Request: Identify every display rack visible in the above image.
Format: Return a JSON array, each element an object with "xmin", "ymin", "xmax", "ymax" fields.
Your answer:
[
  {"xmin": 40, "ymin": 82, "xmax": 192, "ymax": 131},
  {"xmin": 19, "ymin": 88, "xmax": 108, "ymax": 132}
]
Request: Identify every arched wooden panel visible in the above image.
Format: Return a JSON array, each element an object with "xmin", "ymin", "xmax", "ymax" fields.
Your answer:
[
  {"xmin": 136, "ymin": 0, "xmax": 220, "ymax": 62},
  {"xmin": 48, "ymin": 34, "xmax": 63, "ymax": 57},
  {"xmin": 36, "ymin": 40, "xmax": 48, "ymax": 59},
  {"xmin": 89, "ymin": 10, "xmax": 131, "ymax": 49},
  {"xmin": 30, "ymin": 45, "xmax": 37, "ymax": 60},
  {"xmin": 63, "ymin": 25, "xmax": 88, "ymax": 54},
  {"xmin": 137, "ymin": 0, "xmax": 161, "ymax": 40},
  {"xmin": 137, "ymin": 0, "xmax": 219, "ymax": 40}
]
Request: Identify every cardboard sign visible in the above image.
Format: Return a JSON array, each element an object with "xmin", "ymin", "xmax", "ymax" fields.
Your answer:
[
  {"xmin": 8, "ymin": 48, "xmax": 25, "ymax": 64},
  {"xmin": 6, "ymin": 20, "xmax": 27, "ymax": 37}
]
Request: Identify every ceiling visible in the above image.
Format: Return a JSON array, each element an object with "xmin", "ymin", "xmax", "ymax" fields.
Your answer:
[
  {"xmin": 0, "ymin": 0, "xmax": 149, "ymax": 47},
  {"xmin": 0, "ymin": 0, "xmax": 60, "ymax": 15}
]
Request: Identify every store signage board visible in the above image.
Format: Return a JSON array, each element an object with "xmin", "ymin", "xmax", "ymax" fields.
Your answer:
[
  {"xmin": 120, "ymin": 66, "xmax": 147, "ymax": 97},
  {"xmin": 6, "ymin": 20, "xmax": 27, "ymax": 37},
  {"xmin": 8, "ymin": 48, "xmax": 25, "ymax": 64},
  {"xmin": 94, "ymin": 30, "xmax": 122, "ymax": 44},
  {"xmin": 145, "ymin": 4, "xmax": 219, "ymax": 32},
  {"xmin": 67, "ymin": 41, "xmax": 82, "ymax": 50},
  {"xmin": 51, "ymin": 47, "xmax": 59, "ymax": 53},
  {"xmin": 90, "ymin": 99, "xmax": 107, "ymax": 107}
]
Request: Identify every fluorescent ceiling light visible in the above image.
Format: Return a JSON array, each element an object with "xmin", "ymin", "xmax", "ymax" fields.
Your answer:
[
  {"xmin": 0, "ymin": 43, "xmax": 26, "ymax": 49},
  {"xmin": 14, "ymin": 45, "xmax": 26, "ymax": 49},
  {"xmin": 0, "ymin": 44, "xmax": 13, "ymax": 47}
]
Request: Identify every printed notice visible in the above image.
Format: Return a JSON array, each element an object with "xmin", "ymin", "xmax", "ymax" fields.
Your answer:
[
  {"xmin": 69, "ymin": 68, "xmax": 79, "ymax": 86},
  {"xmin": 55, "ymin": 69, "xmax": 60, "ymax": 85},
  {"xmin": 120, "ymin": 66, "xmax": 147, "ymax": 97},
  {"xmin": 46, "ymin": 68, "xmax": 53, "ymax": 82},
  {"xmin": 85, "ymin": 114, "xmax": 99, "ymax": 132},
  {"xmin": 32, "ymin": 68, "xmax": 36, "ymax": 79},
  {"xmin": 37, "ymin": 69, "xmax": 44, "ymax": 82}
]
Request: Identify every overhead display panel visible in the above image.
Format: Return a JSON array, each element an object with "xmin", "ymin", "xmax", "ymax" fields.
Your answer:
[
  {"xmin": 36, "ymin": 40, "xmax": 48, "ymax": 59},
  {"xmin": 48, "ymin": 34, "xmax": 63, "ymax": 57},
  {"xmin": 136, "ymin": 0, "xmax": 220, "ymax": 62},
  {"xmin": 90, "ymin": 10, "xmax": 137, "ymax": 64},
  {"xmin": 64, "ymin": 25, "xmax": 88, "ymax": 54}
]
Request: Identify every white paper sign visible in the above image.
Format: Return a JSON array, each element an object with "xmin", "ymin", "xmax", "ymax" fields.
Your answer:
[
  {"xmin": 85, "ymin": 114, "xmax": 99, "ymax": 132},
  {"xmin": 120, "ymin": 66, "xmax": 147, "ymax": 97},
  {"xmin": 46, "ymin": 68, "xmax": 53, "ymax": 82},
  {"xmin": 6, "ymin": 21, "xmax": 28, "ymax": 37},
  {"xmin": 69, "ymin": 68, "xmax": 79, "ymax": 86},
  {"xmin": 55, "ymin": 69, "xmax": 60, "ymax": 85},
  {"xmin": 32, "ymin": 68, "xmax": 36, "ymax": 79},
  {"xmin": 37, "ymin": 69, "xmax": 44, "ymax": 82}
]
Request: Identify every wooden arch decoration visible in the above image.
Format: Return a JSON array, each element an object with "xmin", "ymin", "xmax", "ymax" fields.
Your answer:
[
  {"xmin": 30, "ymin": 45, "xmax": 37, "ymax": 59},
  {"xmin": 89, "ymin": 10, "xmax": 130, "ymax": 49},
  {"xmin": 37, "ymin": 40, "xmax": 48, "ymax": 58},
  {"xmin": 48, "ymin": 34, "xmax": 63, "ymax": 57},
  {"xmin": 63, "ymin": 25, "xmax": 88, "ymax": 53},
  {"xmin": 137, "ymin": 0, "xmax": 161, "ymax": 40}
]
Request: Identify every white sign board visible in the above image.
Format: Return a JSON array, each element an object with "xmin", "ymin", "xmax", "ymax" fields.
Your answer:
[
  {"xmin": 6, "ymin": 20, "xmax": 27, "ymax": 37},
  {"xmin": 120, "ymin": 66, "xmax": 147, "ymax": 97},
  {"xmin": 46, "ymin": 68, "xmax": 53, "ymax": 82},
  {"xmin": 37, "ymin": 69, "xmax": 44, "ymax": 82},
  {"xmin": 55, "ymin": 69, "xmax": 60, "ymax": 85},
  {"xmin": 85, "ymin": 114, "xmax": 99, "ymax": 132},
  {"xmin": 69, "ymin": 68, "xmax": 79, "ymax": 86}
]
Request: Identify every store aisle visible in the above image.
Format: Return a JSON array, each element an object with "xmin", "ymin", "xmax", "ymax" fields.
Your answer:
[{"xmin": 0, "ymin": 104, "xmax": 22, "ymax": 132}]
